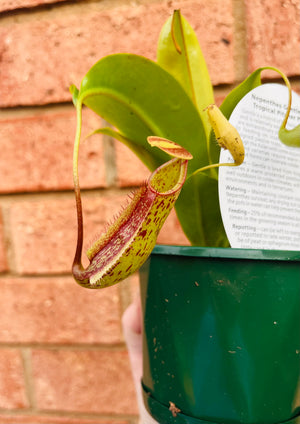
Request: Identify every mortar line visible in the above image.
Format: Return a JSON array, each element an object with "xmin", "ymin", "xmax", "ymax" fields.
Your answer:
[
  {"xmin": 232, "ymin": 0, "xmax": 249, "ymax": 82},
  {"xmin": 0, "ymin": 203, "xmax": 18, "ymax": 274},
  {"xmin": 0, "ymin": 0, "xmax": 161, "ymax": 24},
  {"xmin": 0, "ymin": 407, "xmax": 138, "ymax": 422},
  {"xmin": 21, "ymin": 347, "xmax": 36, "ymax": 410},
  {"xmin": 0, "ymin": 342, "xmax": 127, "ymax": 350}
]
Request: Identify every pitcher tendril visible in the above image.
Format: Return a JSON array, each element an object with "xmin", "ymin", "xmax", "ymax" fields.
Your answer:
[{"xmin": 263, "ymin": 67, "xmax": 300, "ymax": 148}]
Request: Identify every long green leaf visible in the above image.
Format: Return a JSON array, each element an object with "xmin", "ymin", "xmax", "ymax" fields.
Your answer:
[
  {"xmin": 175, "ymin": 173, "xmax": 229, "ymax": 247},
  {"xmin": 157, "ymin": 10, "xmax": 214, "ymax": 141},
  {"xmin": 75, "ymin": 53, "xmax": 208, "ymax": 174},
  {"xmin": 87, "ymin": 127, "xmax": 161, "ymax": 171},
  {"xmin": 220, "ymin": 69, "xmax": 262, "ymax": 117}
]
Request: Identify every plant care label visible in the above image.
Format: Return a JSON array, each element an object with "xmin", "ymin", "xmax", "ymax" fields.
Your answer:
[{"xmin": 218, "ymin": 83, "xmax": 300, "ymax": 250}]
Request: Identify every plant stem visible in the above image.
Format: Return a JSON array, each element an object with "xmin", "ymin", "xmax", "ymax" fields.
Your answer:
[
  {"xmin": 263, "ymin": 66, "xmax": 292, "ymax": 130},
  {"xmin": 191, "ymin": 161, "xmax": 237, "ymax": 178},
  {"xmin": 72, "ymin": 101, "xmax": 84, "ymax": 270}
]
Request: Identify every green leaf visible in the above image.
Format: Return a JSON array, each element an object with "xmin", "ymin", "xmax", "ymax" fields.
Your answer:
[
  {"xmin": 69, "ymin": 84, "xmax": 79, "ymax": 106},
  {"xmin": 76, "ymin": 53, "xmax": 208, "ymax": 175},
  {"xmin": 220, "ymin": 69, "xmax": 262, "ymax": 118},
  {"xmin": 157, "ymin": 10, "xmax": 214, "ymax": 141},
  {"xmin": 175, "ymin": 173, "xmax": 229, "ymax": 247},
  {"xmin": 86, "ymin": 127, "xmax": 160, "ymax": 171}
]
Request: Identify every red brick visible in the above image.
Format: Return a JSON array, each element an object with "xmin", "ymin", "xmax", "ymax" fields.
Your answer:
[
  {"xmin": 157, "ymin": 208, "xmax": 190, "ymax": 246},
  {"xmin": 0, "ymin": 0, "xmax": 67, "ymax": 12},
  {"xmin": 0, "ymin": 415, "xmax": 128, "ymax": 424},
  {"xmin": 177, "ymin": 0, "xmax": 235, "ymax": 84},
  {"xmin": 9, "ymin": 193, "xmax": 129, "ymax": 274},
  {"xmin": 0, "ymin": 108, "xmax": 105, "ymax": 194},
  {"xmin": 9, "ymin": 188, "xmax": 188, "ymax": 275},
  {"xmin": 32, "ymin": 349, "xmax": 138, "ymax": 415},
  {"xmin": 0, "ymin": 0, "xmax": 234, "ymax": 107},
  {"xmin": 0, "ymin": 213, "xmax": 8, "ymax": 272},
  {"xmin": 246, "ymin": 0, "xmax": 300, "ymax": 76},
  {"xmin": 115, "ymin": 142, "xmax": 149, "ymax": 188},
  {"xmin": 0, "ymin": 277, "xmax": 122, "ymax": 344},
  {"xmin": 127, "ymin": 273, "xmax": 140, "ymax": 302},
  {"xmin": 0, "ymin": 349, "xmax": 28, "ymax": 409}
]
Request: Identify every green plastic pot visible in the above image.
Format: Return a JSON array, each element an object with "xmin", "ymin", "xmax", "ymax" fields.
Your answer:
[{"xmin": 139, "ymin": 245, "xmax": 300, "ymax": 424}]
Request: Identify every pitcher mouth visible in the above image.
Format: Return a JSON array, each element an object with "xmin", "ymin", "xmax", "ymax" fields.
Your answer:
[{"xmin": 142, "ymin": 382, "xmax": 300, "ymax": 424}]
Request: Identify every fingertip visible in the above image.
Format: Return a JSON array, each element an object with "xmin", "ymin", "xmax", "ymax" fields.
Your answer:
[{"xmin": 122, "ymin": 296, "xmax": 142, "ymax": 335}]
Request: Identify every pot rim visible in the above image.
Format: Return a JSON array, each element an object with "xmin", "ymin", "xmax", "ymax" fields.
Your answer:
[{"xmin": 152, "ymin": 244, "xmax": 300, "ymax": 262}]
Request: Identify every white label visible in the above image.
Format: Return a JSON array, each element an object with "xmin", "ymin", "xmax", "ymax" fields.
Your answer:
[{"xmin": 218, "ymin": 83, "xmax": 300, "ymax": 250}]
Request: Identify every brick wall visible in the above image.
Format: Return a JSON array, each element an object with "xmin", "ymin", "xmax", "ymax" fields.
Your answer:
[{"xmin": 0, "ymin": 0, "xmax": 299, "ymax": 422}]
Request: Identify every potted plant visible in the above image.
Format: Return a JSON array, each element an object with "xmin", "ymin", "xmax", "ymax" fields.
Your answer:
[{"xmin": 70, "ymin": 10, "xmax": 300, "ymax": 424}]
